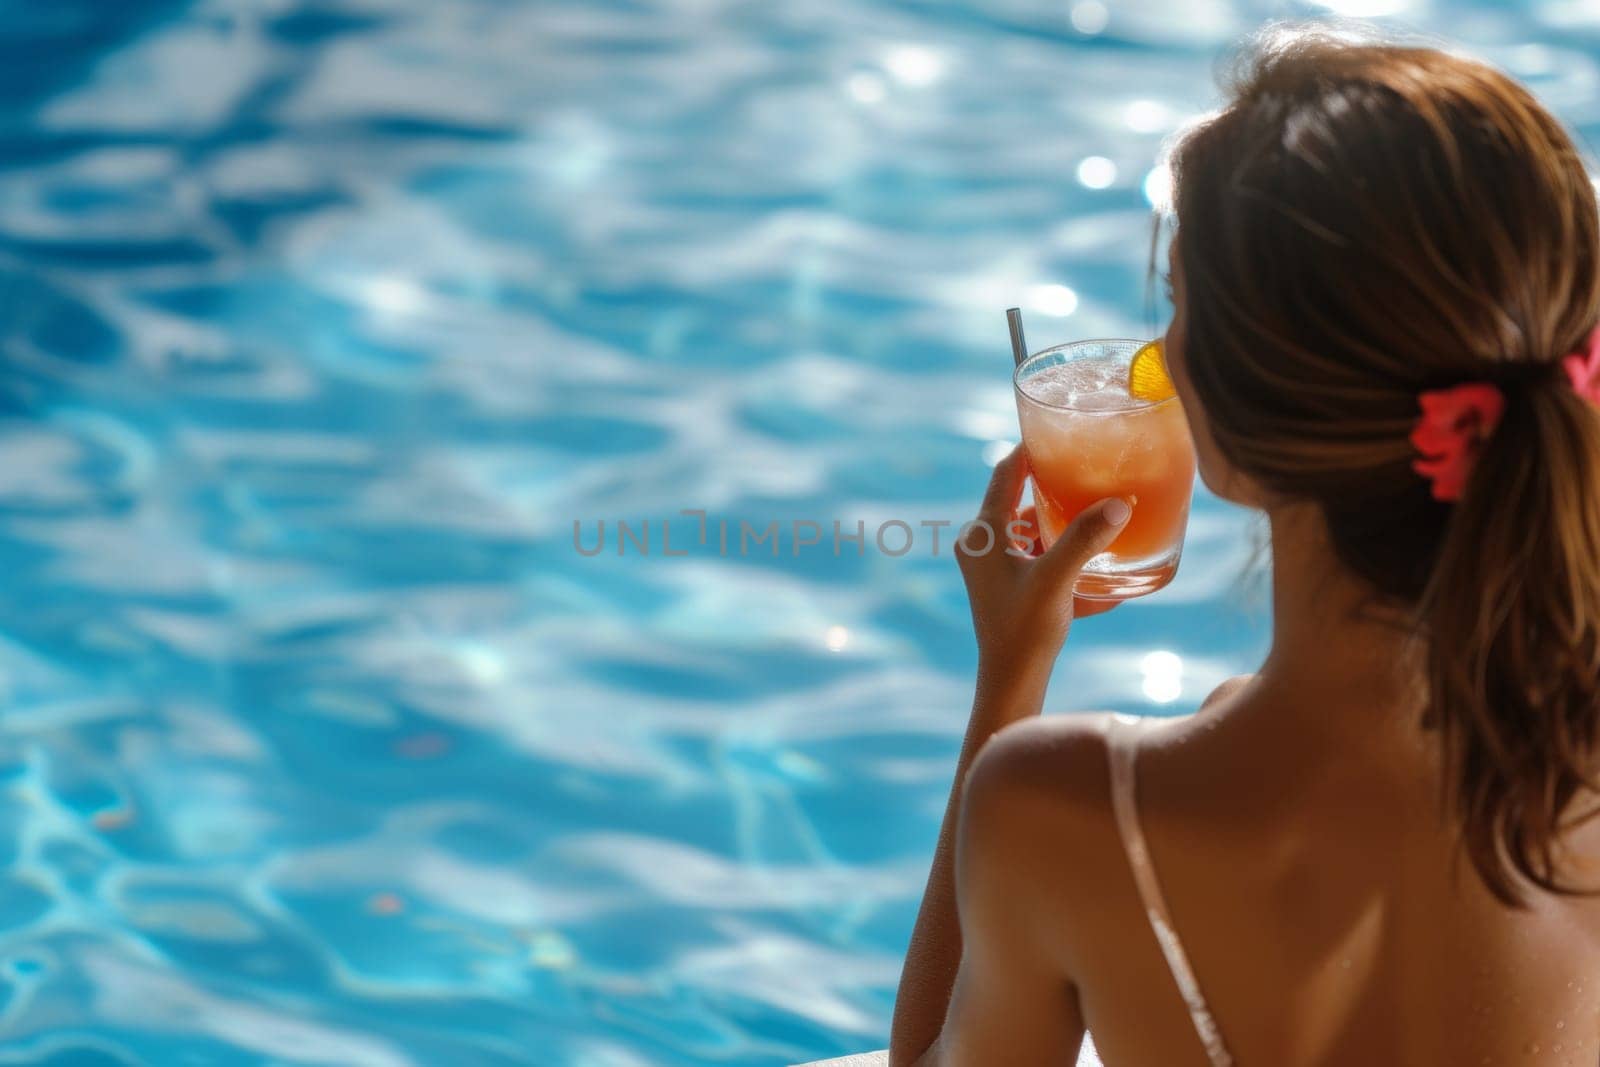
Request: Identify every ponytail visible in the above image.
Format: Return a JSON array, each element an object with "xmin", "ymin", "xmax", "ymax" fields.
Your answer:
[{"xmin": 1422, "ymin": 383, "xmax": 1600, "ymax": 904}]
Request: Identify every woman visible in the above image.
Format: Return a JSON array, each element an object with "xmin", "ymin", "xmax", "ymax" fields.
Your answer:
[{"xmin": 890, "ymin": 30, "xmax": 1600, "ymax": 1066}]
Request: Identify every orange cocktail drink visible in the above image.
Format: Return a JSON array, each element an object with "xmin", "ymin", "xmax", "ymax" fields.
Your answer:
[{"xmin": 1013, "ymin": 339, "xmax": 1196, "ymax": 599}]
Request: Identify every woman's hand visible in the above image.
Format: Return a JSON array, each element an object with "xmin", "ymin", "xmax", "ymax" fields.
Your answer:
[{"xmin": 956, "ymin": 445, "xmax": 1131, "ymax": 688}]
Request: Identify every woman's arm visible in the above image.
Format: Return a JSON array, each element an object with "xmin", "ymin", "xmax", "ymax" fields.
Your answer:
[
  {"xmin": 888, "ymin": 447, "xmax": 1130, "ymax": 1065},
  {"xmin": 888, "ymin": 655, "xmax": 1054, "ymax": 1062}
]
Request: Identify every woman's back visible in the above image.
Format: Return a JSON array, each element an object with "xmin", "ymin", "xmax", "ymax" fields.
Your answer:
[{"xmin": 1015, "ymin": 683, "xmax": 1600, "ymax": 1064}]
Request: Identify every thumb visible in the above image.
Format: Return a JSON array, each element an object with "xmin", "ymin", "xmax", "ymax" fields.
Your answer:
[{"xmin": 1035, "ymin": 497, "xmax": 1132, "ymax": 585}]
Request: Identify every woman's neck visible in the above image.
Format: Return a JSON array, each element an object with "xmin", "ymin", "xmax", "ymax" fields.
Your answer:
[{"xmin": 1253, "ymin": 503, "xmax": 1424, "ymax": 733}]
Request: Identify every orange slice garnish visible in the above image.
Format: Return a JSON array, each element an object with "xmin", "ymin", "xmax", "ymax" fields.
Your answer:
[{"xmin": 1128, "ymin": 339, "xmax": 1175, "ymax": 402}]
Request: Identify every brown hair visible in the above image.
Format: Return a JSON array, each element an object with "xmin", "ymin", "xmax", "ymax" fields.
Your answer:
[{"xmin": 1172, "ymin": 28, "xmax": 1600, "ymax": 903}]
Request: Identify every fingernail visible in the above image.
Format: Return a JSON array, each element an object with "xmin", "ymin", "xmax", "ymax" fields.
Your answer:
[{"xmin": 1104, "ymin": 498, "xmax": 1131, "ymax": 526}]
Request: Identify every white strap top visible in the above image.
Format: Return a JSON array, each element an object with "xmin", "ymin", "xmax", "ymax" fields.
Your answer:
[{"xmin": 1105, "ymin": 714, "xmax": 1235, "ymax": 1066}]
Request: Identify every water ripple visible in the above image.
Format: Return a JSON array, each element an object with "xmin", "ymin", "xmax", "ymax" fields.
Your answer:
[{"xmin": 0, "ymin": 0, "xmax": 1587, "ymax": 1063}]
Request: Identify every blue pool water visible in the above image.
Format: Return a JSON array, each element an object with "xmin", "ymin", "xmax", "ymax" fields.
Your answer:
[{"xmin": 0, "ymin": 1, "xmax": 1598, "ymax": 1064}]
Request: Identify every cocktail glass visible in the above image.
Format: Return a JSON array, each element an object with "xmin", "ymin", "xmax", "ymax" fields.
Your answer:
[{"xmin": 1013, "ymin": 338, "xmax": 1197, "ymax": 599}]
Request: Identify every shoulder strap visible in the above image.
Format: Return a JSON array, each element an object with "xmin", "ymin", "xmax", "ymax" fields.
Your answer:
[{"xmin": 1104, "ymin": 714, "xmax": 1235, "ymax": 1067}]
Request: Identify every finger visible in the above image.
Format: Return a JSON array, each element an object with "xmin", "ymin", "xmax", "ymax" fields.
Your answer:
[
  {"xmin": 1035, "ymin": 497, "xmax": 1132, "ymax": 586},
  {"xmin": 976, "ymin": 445, "xmax": 1029, "ymax": 531},
  {"xmin": 1010, "ymin": 504, "xmax": 1041, "ymax": 556},
  {"xmin": 955, "ymin": 516, "xmax": 1000, "ymax": 563}
]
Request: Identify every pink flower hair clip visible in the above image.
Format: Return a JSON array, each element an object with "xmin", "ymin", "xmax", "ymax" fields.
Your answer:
[
  {"xmin": 1562, "ymin": 325, "xmax": 1600, "ymax": 405},
  {"xmin": 1410, "ymin": 383, "xmax": 1505, "ymax": 502},
  {"xmin": 1411, "ymin": 325, "xmax": 1600, "ymax": 502}
]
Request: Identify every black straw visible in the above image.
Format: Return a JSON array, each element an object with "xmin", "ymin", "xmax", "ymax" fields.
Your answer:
[{"xmin": 1006, "ymin": 307, "xmax": 1029, "ymax": 367}]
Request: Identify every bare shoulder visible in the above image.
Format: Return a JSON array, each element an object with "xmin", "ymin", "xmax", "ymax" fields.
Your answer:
[
  {"xmin": 957, "ymin": 714, "xmax": 1129, "ymax": 971},
  {"xmin": 965, "ymin": 673, "xmax": 1254, "ymax": 814},
  {"xmin": 1200, "ymin": 673, "xmax": 1255, "ymax": 713},
  {"xmin": 964, "ymin": 712, "xmax": 1115, "ymax": 815},
  {"xmin": 958, "ymin": 713, "xmax": 1121, "ymax": 881}
]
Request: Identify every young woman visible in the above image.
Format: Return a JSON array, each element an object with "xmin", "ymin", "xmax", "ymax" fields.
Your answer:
[{"xmin": 889, "ymin": 30, "xmax": 1600, "ymax": 1066}]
